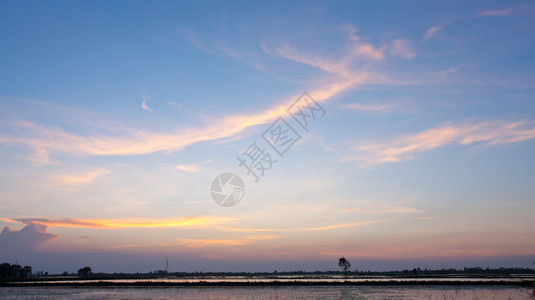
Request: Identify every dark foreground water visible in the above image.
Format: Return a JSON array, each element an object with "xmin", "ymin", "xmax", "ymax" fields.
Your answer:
[{"xmin": 0, "ymin": 285, "xmax": 533, "ymax": 299}]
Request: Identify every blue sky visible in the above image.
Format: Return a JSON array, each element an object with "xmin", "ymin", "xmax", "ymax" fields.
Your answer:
[{"xmin": 0, "ymin": 1, "xmax": 534, "ymax": 273}]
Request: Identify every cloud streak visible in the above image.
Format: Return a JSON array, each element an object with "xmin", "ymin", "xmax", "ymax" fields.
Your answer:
[
  {"xmin": 346, "ymin": 26, "xmax": 385, "ymax": 60},
  {"xmin": 176, "ymin": 235, "xmax": 277, "ymax": 248},
  {"xmin": 304, "ymin": 220, "xmax": 386, "ymax": 231},
  {"xmin": 176, "ymin": 164, "xmax": 201, "ymax": 173},
  {"xmin": 480, "ymin": 8, "xmax": 514, "ymax": 16},
  {"xmin": 0, "ymin": 27, "xmax": 416, "ymax": 164},
  {"xmin": 7, "ymin": 216, "xmax": 235, "ymax": 229},
  {"xmin": 343, "ymin": 102, "xmax": 403, "ymax": 113},
  {"xmin": 389, "ymin": 39, "xmax": 415, "ymax": 58},
  {"xmin": 222, "ymin": 219, "xmax": 388, "ymax": 232},
  {"xmin": 45, "ymin": 169, "xmax": 110, "ymax": 190},
  {"xmin": 424, "ymin": 25, "xmax": 443, "ymax": 39},
  {"xmin": 345, "ymin": 120, "xmax": 535, "ymax": 165},
  {"xmin": 141, "ymin": 100, "xmax": 153, "ymax": 112},
  {"xmin": 0, "ymin": 83, "xmax": 355, "ymax": 163}
]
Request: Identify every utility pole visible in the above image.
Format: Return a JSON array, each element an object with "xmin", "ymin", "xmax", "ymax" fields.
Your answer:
[{"xmin": 166, "ymin": 258, "xmax": 169, "ymax": 273}]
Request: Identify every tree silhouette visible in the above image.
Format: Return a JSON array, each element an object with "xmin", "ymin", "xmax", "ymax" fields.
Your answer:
[
  {"xmin": 22, "ymin": 266, "xmax": 32, "ymax": 279},
  {"xmin": 78, "ymin": 266, "xmax": 92, "ymax": 277},
  {"xmin": 0, "ymin": 263, "xmax": 32, "ymax": 280},
  {"xmin": 338, "ymin": 257, "xmax": 351, "ymax": 275}
]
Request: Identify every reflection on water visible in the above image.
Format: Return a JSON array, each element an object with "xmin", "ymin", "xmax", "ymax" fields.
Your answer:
[{"xmin": 0, "ymin": 285, "xmax": 532, "ymax": 300}]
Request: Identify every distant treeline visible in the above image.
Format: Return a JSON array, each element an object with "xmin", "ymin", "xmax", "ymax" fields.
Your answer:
[
  {"xmin": 1, "ymin": 262, "xmax": 533, "ymax": 281},
  {"xmin": 0, "ymin": 263, "xmax": 32, "ymax": 280},
  {"xmin": 166, "ymin": 267, "xmax": 535, "ymax": 277},
  {"xmin": 369, "ymin": 267, "xmax": 535, "ymax": 276},
  {"xmin": 48, "ymin": 267, "xmax": 535, "ymax": 278}
]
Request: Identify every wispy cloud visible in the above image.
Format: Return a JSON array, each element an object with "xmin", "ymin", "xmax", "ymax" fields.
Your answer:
[
  {"xmin": 112, "ymin": 244, "xmax": 145, "ymax": 249},
  {"xmin": 272, "ymin": 45, "xmax": 353, "ymax": 77},
  {"xmin": 222, "ymin": 219, "xmax": 388, "ymax": 232},
  {"xmin": 167, "ymin": 102, "xmax": 182, "ymax": 109},
  {"xmin": 424, "ymin": 66, "xmax": 459, "ymax": 79},
  {"xmin": 141, "ymin": 100, "xmax": 153, "ymax": 112},
  {"xmin": 141, "ymin": 93, "xmax": 153, "ymax": 112},
  {"xmin": 346, "ymin": 26, "xmax": 385, "ymax": 60},
  {"xmin": 389, "ymin": 39, "xmax": 415, "ymax": 58},
  {"xmin": 270, "ymin": 28, "xmax": 420, "ymax": 88},
  {"xmin": 176, "ymin": 235, "xmax": 277, "ymax": 248},
  {"xmin": 183, "ymin": 30, "xmax": 221, "ymax": 56},
  {"xmin": 47, "ymin": 169, "xmax": 110, "ymax": 190},
  {"xmin": 0, "ymin": 115, "xmax": 278, "ymax": 161},
  {"xmin": 344, "ymin": 120, "xmax": 535, "ymax": 165},
  {"xmin": 176, "ymin": 164, "xmax": 201, "ymax": 173},
  {"xmin": 304, "ymin": 220, "xmax": 386, "ymax": 231},
  {"xmin": 424, "ymin": 25, "xmax": 443, "ymax": 39},
  {"xmin": 352, "ymin": 43, "xmax": 385, "ymax": 60},
  {"xmin": 0, "ymin": 24, "xmax": 424, "ymax": 167},
  {"xmin": 7, "ymin": 216, "xmax": 235, "ymax": 229},
  {"xmin": 480, "ymin": 8, "xmax": 514, "ymax": 16},
  {"xmin": 183, "ymin": 30, "xmax": 239, "ymax": 58},
  {"xmin": 0, "ymin": 27, "xmax": 416, "ymax": 164},
  {"xmin": 270, "ymin": 26, "xmax": 386, "ymax": 78},
  {"xmin": 0, "ymin": 86, "xmax": 355, "ymax": 164},
  {"xmin": 0, "ymin": 66, "xmax": 361, "ymax": 163},
  {"xmin": 343, "ymin": 102, "xmax": 403, "ymax": 113}
]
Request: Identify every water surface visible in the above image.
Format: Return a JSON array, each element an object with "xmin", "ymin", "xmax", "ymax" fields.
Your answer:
[{"xmin": 1, "ymin": 285, "xmax": 532, "ymax": 299}]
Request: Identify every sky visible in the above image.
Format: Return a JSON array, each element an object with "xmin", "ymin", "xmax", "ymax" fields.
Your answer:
[{"xmin": 0, "ymin": 1, "xmax": 534, "ymax": 274}]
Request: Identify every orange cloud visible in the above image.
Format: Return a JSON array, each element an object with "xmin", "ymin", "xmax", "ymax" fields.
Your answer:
[
  {"xmin": 55, "ymin": 169, "xmax": 109, "ymax": 185},
  {"xmin": 0, "ymin": 218, "xmax": 18, "ymax": 223},
  {"xmin": 217, "ymin": 228, "xmax": 280, "ymax": 233},
  {"xmin": 176, "ymin": 235, "xmax": 277, "ymax": 248},
  {"xmin": 41, "ymin": 169, "xmax": 110, "ymax": 190},
  {"xmin": 345, "ymin": 120, "xmax": 535, "ymax": 165},
  {"xmin": 0, "ymin": 88, "xmax": 337, "ymax": 163},
  {"xmin": 346, "ymin": 26, "xmax": 385, "ymax": 60},
  {"xmin": 112, "ymin": 244, "xmax": 146, "ymax": 249},
  {"xmin": 176, "ymin": 164, "xmax": 201, "ymax": 173},
  {"xmin": 222, "ymin": 219, "xmax": 388, "ymax": 232},
  {"xmin": 11, "ymin": 216, "xmax": 234, "ymax": 229},
  {"xmin": 0, "ymin": 27, "xmax": 410, "ymax": 164},
  {"xmin": 177, "ymin": 239, "xmax": 249, "ymax": 247},
  {"xmin": 304, "ymin": 220, "xmax": 386, "ymax": 231},
  {"xmin": 269, "ymin": 30, "xmax": 416, "ymax": 88},
  {"xmin": 352, "ymin": 43, "xmax": 385, "ymax": 60}
]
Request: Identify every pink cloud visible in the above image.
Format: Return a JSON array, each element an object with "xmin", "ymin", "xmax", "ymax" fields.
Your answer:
[
  {"xmin": 389, "ymin": 39, "xmax": 415, "ymax": 58},
  {"xmin": 424, "ymin": 25, "xmax": 443, "ymax": 39},
  {"xmin": 352, "ymin": 43, "xmax": 385, "ymax": 60},
  {"xmin": 345, "ymin": 120, "xmax": 535, "ymax": 165}
]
